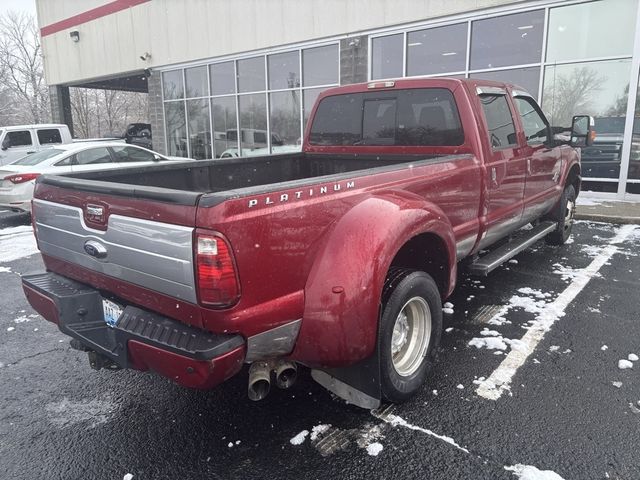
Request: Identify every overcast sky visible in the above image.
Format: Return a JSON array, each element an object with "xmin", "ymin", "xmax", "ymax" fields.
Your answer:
[{"xmin": 1, "ymin": 0, "xmax": 38, "ymax": 18}]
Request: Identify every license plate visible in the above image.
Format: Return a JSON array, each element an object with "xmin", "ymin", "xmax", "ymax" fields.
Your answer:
[{"xmin": 102, "ymin": 299, "xmax": 123, "ymax": 327}]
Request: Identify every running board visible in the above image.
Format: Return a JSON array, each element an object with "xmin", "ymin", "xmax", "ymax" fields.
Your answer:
[{"xmin": 468, "ymin": 221, "xmax": 557, "ymax": 276}]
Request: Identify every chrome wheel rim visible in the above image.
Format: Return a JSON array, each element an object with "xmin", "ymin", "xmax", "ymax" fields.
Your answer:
[
  {"xmin": 391, "ymin": 297, "xmax": 431, "ymax": 377},
  {"xmin": 564, "ymin": 198, "xmax": 575, "ymax": 232}
]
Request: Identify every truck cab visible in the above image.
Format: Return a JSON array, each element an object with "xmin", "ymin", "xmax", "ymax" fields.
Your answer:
[{"xmin": 0, "ymin": 124, "xmax": 73, "ymax": 166}]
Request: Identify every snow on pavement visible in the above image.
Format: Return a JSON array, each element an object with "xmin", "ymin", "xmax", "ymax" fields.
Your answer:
[
  {"xmin": 618, "ymin": 359, "xmax": 633, "ymax": 370},
  {"xmin": 504, "ymin": 464, "xmax": 565, "ymax": 479},
  {"xmin": 373, "ymin": 408, "xmax": 469, "ymax": 454},
  {"xmin": 476, "ymin": 224, "xmax": 638, "ymax": 400},
  {"xmin": 365, "ymin": 442, "xmax": 383, "ymax": 456},
  {"xmin": 0, "ymin": 225, "xmax": 38, "ymax": 263},
  {"xmin": 290, "ymin": 430, "xmax": 309, "ymax": 445}
]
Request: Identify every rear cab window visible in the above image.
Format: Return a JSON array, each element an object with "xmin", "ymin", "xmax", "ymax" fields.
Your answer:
[
  {"xmin": 37, "ymin": 128, "xmax": 63, "ymax": 145},
  {"xmin": 309, "ymin": 88, "xmax": 464, "ymax": 147}
]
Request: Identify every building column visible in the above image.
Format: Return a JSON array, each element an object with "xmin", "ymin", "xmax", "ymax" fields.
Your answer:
[
  {"xmin": 340, "ymin": 35, "xmax": 369, "ymax": 85},
  {"xmin": 147, "ymin": 70, "xmax": 167, "ymax": 155},
  {"xmin": 49, "ymin": 85, "xmax": 74, "ymax": 137}
]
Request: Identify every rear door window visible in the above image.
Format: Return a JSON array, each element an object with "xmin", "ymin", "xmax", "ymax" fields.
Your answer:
[
  {"xmin": 37, "ymin": 129, "xmax": 63, "ymax": 145},
  {"xmin": 74, "ymin": 147, "xmax": 112, "ymax": 165},
  {"xmin": 111, "ymin": 145, "xmax": 156, "ymax": 162},
  {"xmin": 6, "ymin": 130, "xmax": 33, "ymax": 147},
  {"xmin": 310, "ymin": 88, "xmax": 464, "ymax": 146},
  {"xmin": 479, "ymin": 94, "xmax": 517, "ymax": 149}
]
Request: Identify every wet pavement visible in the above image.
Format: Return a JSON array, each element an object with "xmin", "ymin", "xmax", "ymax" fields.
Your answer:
[{"xmin": 1, "ymin": 214, "xmax": 639, "ymax": 480}]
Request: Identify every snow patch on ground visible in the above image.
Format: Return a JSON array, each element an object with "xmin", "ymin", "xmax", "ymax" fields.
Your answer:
[
  {"xmin": 0, "ymin": 266, "xmax": 11, "ymax": 273},
  {"xmin": 619, "ymin": 359, "xmax": 633, "ymax": 369},
  {"xmin": 365, "ymin": 442, "xmax": 383, "ymax": 456},
  {"xmin": 310, "ymin": 424, "xmax": 331, "ymax": 441},
  {"xmin": 0, "ymin": 225, "xmax": 38, "ymax": 263},
  {"xmin": 576, "ymin": 197, "xmax": 604, "ymax": 207},
  {"xmin": 375, "ymin": 411, "xmax": 469, "ymax": 454},
  {"xmin": 628, "ymin": 353, "xmax": 638, "ymax": 362},
  {"xmin": 123, "ymin": 474, "xmax": 133, "ymax": 480},
  {"xmin": 290, "ymin": 430, "xmax": 309, "ymax": 445},
  {"xmin": 45, "ymin": 397, "xmax": 117, "ymax": 429},
  {"xmin": 13, "ymin": 316, "xmax": 30, "ymax": 324},
  {"xmin": 505, "ymin": 464, "xmax": 565, "ymax": 479}
]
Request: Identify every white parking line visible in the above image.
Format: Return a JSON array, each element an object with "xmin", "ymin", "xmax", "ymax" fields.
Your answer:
[{"xmin": 476, "ymin": 225, "xmax": 638, "ymax": 400}]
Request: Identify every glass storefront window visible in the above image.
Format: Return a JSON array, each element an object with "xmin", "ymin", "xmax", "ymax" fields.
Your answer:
[
  {"xmin": 210, "ymin": 62, "xmax": 236, "ymax": 96},
  {"xmin": 372, "ymin": 34, "xmax": 403, "ymax": 80},
  {"xmin": 187, "ymin": 99, "xmax": 211, "ymax": 160},
  {"xmin": 268, "ymin": 51, "xmax": 300, "ymax": 90},
  {"xmin": 164, "ymin": 101, "xmax": 187, "ymax": 157},
  {"xmin": 185, "ymin": 66, "xmax": 208, "ymax": 98},
  {"xmin": 407, "ymin": 23, "xmax": 467, "ymax": 76},
  {"xmin": 162, "ymin": 70, "xmax": 184, "ymax": 100},
  {"xmin": 238, "ymin": 93, "xmax": 268, "ymax": 155},
  {"xmin": 211, "ymin": 97, "xmax": 238, "ymax": 158},
  {"xmin": 270, "ymin": 91, "xmax": 301, "ymax": 150},
  {"xmin": 470, "ymin": 10, "xmax": 544, "ymax": 70},
  {"xmin": 303, "ymin": 45, "xmax": 339, "ymax": 86},
  {"xmin": 237, "ymin": 56, "xmax": 266, "ymax": 93},
  {"xmin": 543, "ymin": 59, "xmax": 632, "ymax": 179},
  {"xmin": 303, "ymin": 87, "xmax": 325, "ymax": 128},
  {"xmin": 163, "ymin": 45, "xmax": 339, "ymax": 157},
  {"xmin": 627, "ymin": 74, "xmax": 640, "ymax": 190},
  {"xmin": 546, "ymin": 0, "xmax": 638, "ymax": 64},
  {"xmin": 470, "ymin": 67, "xmax": 541, "ymax": 99}
]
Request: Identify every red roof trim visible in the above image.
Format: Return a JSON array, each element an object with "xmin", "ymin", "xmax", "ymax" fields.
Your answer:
[{"xmin": 40, "ymin": 0, "xmax": 151, "ymax": 37}]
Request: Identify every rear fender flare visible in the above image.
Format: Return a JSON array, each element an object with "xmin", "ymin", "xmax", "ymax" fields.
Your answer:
[{"xmin": 291, "ymin": 193, "xmax": 455, "ymax": 367}]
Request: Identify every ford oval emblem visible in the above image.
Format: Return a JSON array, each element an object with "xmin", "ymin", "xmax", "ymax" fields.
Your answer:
[{"xmin": 84, "ymin": 240, "xmax": 107, "ymax": 259}]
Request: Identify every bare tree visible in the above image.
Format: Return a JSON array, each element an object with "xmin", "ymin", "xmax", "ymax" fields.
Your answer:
[
  {"xmin": 70, "ymin": 87, "xmax": 149, "ymax": 139},
  {"xmin": 0, "ymin": 11, "xmax": 49, "ymax": 124},
  {"xmin": 542, "ymin": 66, "xmax": 604, "ymax": 126}
]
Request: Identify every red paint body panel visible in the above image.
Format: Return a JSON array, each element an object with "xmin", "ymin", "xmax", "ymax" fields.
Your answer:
[
  {"xmin": 30, "ymin": 78, "xmax": 579, "ymax": 378},
  {"xmin": 128, "ymin": 341, "xmax": 245, "ymax": 389}
]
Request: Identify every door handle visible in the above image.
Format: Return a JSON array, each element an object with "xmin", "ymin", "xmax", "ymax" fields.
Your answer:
[
  {"xmin": 491, "ymin": 167, "xmax": 497, "ymax": 185},
  {"xmin": 27, "ymin": 151, "xmax": 35, "ymax": 154},
  {"xmin": 526, "ymin": 159, "xmax": 532, "ymax": 175}
]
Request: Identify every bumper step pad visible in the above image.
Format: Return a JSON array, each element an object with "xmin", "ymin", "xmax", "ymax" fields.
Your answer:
[{"xmin": 22, "ymin": 272, "xmax": 243, "ymax": 369}]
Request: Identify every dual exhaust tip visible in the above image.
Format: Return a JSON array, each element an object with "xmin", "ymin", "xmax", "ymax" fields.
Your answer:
[{"xmin": 248, "ymin": 360, "xmax": 297, "ymax": 401}]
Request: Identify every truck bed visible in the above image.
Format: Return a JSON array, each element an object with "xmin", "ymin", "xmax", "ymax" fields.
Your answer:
[{"xmin": 39, "ymin": 152, "xmax": 449, "ymax": 204}]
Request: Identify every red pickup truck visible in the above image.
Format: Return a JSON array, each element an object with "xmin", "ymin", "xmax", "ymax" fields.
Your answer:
[{"xmin": 22, "ymin": 78, "xmax": 593, "ymax": 408}]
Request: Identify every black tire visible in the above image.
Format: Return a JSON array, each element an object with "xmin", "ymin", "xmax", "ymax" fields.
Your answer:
[
  {"xmin": 546, "ymin": 184, "xmax": 576, "ymax": 245},
  {"xmin": 379, "ymin": 269, "xmax": 442, "ymax": 403}
]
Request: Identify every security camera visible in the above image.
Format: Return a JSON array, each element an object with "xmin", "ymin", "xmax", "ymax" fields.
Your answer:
[
  {"xmin": 69, "ymin": 30, "xmax": 80, "ymax": 42},
  {"xmin": 140, "ymin": 52, "xmax": 151, "ymax": 61}
]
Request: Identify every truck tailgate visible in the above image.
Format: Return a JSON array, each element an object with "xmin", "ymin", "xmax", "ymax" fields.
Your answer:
[{"xmin": 32, "ymin": 177, "xmax": 203, "ymax": 326}]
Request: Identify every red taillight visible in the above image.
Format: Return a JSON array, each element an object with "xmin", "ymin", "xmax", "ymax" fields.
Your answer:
[
  {"xmin": 195, "ymin": 232, "xmax": 240, "ymax": 307},
  {"xmin": 5, "ymin": 173, "xmax": 40, "ymax": 184}
]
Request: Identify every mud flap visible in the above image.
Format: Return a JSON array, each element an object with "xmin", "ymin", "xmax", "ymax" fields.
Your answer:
[{"xmin": 311, "ymin": 350, "xmax": 381, "ymax": 409}]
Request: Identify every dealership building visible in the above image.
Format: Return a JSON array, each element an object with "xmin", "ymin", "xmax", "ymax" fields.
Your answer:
[{"xmin": 37, "ymin": 0, "xmax": 640, "ymax": 198}]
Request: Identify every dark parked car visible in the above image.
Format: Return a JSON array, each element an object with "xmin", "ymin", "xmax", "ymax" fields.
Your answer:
[
  {"xmin": 581, "ymin": 116, "xmax": 640, "ymax": 179},
  {"xmin": 124, "ymin": 123, "xmax": 152, "ymax": 149}
]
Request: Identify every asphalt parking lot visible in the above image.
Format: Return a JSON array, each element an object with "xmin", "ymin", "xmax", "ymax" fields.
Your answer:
[{"xmin": 1, "ymin": 209, "xmax": 639, "ymax": 480}]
